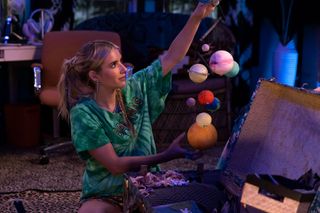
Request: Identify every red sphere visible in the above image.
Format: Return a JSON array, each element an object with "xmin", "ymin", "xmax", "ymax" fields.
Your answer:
[{"xmin": 198, "ymin": 90, "xmax": 214, "ymax": 105}]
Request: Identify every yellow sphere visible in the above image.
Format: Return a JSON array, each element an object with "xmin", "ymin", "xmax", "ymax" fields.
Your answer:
[
  {"xmin": 187, "ymin": 123, "xmax": 218, "ymax": 150},
  {"xmin": 188, "ymin": 64, "xmax": 208, "ymax": 83}
]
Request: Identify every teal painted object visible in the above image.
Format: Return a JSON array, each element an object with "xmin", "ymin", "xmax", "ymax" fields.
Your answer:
[{"xmin": 225, "ymin": 61, "xmax": 240, "ymax": 78}]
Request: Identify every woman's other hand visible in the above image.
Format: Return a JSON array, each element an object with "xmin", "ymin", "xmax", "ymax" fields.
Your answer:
[{"xmin": 165, "ymin": 132, "xmax": 203, "ymax": 161}]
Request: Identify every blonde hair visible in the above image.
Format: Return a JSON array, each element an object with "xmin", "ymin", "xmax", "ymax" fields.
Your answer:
[
  {"xmin": 58, "ymin": 40, "xmax": 119, "ymax": 120},
  {"xmin": 58, "ymin": 40, "xmax": 136, "ymax": 137}
]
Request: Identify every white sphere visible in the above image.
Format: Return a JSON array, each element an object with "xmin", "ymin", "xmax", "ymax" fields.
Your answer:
[
  {"xmin": 196, "ymin": 112, "xmax": 212, "ymax": 127},
  {"xmin": 188, "ymin": 64, "xmax": 208, "ymax": 83}
]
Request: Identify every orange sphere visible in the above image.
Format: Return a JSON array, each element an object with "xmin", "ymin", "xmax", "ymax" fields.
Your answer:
[
  {"xmin": 198, "ymin": 90, "xmax": 214, "ymax": 105},
  {"xmin": 187, "ymin": 123, "xmax": 218, "ymax": 150}
]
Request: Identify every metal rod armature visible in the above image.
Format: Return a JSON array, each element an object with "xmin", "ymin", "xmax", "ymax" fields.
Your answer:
[{"xmin": 199, "ymin": 17, "xmax": 222, "ymax": 42}]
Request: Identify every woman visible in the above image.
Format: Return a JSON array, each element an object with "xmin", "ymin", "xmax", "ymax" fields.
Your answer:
[{"xmin": 58, "ymin": 2, "xmax": 217, "ymax": 213}]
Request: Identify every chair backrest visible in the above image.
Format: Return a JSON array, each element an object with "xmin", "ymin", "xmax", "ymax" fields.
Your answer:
[
  {"xmin": 39, "ymin": 30, "xmax": 121, "ymax": 107},
  {"xmin": 41, "ymin": 30, "xmax": 121, "ymax": 89}
]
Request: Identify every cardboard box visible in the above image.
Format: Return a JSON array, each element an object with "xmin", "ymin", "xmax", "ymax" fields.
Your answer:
[
  {"xmin": 221, "ymin": 79, "xmax": 320, "ymax": 212},
  {"xmin": 218, "ymin": 79, "xmax": 320, "ymax": 179},
  {"xmin": 241, "ymin": 174, "xmax": 316, "ymax": 213},
  {"xmin": 123, "ymin": 79, "xmax": 320, "ymax": 213}
]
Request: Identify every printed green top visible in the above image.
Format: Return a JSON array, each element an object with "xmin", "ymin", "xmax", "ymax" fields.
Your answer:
[{"xmin": 70, "ymin": 59, "xmax": 172, "ymax": 200}]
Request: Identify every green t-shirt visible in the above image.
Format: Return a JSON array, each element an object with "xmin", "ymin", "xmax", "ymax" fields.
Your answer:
[{"xmin": 70, "ymin": 59, "xmax": 172, "ymax": 199}]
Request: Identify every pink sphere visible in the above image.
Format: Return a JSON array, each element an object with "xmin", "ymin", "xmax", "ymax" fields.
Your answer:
[
  {"xmin": 209, "ymin": 50, "xmax": 234, "ymax": 76},
  {"xmin": 201, "ymin": 44, "xmax": 210, "ymax": 52}
]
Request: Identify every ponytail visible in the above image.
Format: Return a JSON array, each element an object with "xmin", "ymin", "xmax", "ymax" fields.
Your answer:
[{"xmin": 57, "ymin": 40, "xmax": 120, "ymax": 121}]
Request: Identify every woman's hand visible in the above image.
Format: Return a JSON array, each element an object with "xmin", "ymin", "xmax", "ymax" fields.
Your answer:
[
  {"xmin": 160, "ymin": 0, "xmax": 218, "ymax": 75},
  {"xmin": 314, "ymin": 87, "xmax": 320, "ymax": 93},
  {"xmin": 192, "ymin": 2, "xmax": 218, "ymax": 21},
  {"xmin": 165, "ymin": 132, "xmax": 203, "ymax": 161}
]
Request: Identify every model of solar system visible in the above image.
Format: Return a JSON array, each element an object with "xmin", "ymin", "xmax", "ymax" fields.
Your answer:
[{"xmin": 186, "ymin": 15, "xmax": 240, "ymax": 150}]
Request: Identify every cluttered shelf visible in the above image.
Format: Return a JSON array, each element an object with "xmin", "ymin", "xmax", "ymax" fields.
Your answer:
[{"xmin": 0, "ymin": 43, "xmax": 42, "ymax": 62}]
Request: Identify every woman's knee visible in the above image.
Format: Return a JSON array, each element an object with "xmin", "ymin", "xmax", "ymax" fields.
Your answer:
[{"xmin": 78, "ymin": 199, "xmax": 121, "ymax": 213}]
